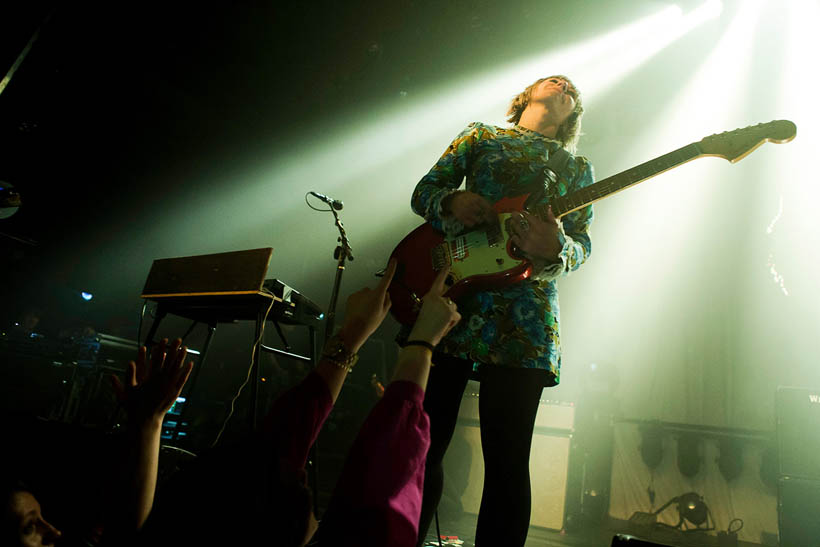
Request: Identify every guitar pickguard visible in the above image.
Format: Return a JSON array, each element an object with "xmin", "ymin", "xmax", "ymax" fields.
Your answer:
[
  {"xmin": 388, "ymin": 214, "xmax": 532, "ymax": 325},
  {"xmin": 444, "ymin": 213, "xmax": 525, "ymax": 283}
]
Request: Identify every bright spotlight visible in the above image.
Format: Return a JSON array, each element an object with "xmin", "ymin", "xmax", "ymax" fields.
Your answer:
[
  {"xmin": 81, "ymin": 291, "xmax": 93, "ymax": 301},
  {"xmin": 568, "ymin": 0, "xmax": 724, "ymax": 100}
]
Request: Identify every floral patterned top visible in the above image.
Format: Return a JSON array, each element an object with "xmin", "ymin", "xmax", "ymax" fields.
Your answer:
[{"xmin": 411, "ymin": 122, "xmax": 595, "ymax": 385}]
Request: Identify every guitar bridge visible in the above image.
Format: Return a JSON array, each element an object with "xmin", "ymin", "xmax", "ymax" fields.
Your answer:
[
  {"xmin": 486, "ymin": 221, "xmax": 503, "ymax": 247},
  {"xmin": 431, "ymin": 243, "xmax": 450, "ymax": 270}
]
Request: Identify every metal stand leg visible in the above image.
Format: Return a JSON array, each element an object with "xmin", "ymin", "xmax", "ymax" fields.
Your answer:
[
  {"xmin": 248, "ymin": 310, "xmax": 265, "ymax": 431},
  {"xmin": 307, "ymin": 325, "xmax": 320, "ymax": 516},
  {"xmin": 322, "ymin": 207, "xmax": 354, "ymax": 343},
  {"xmin": 171, "ymin": 322, "xmax": 216, "ymax": 443},
  {"xmin": 142, "ymin": 306, "xmax": 168, "ymax": 348},
  {"xmin": 108, "ymin": 307, "xmax": 170, "ymax": 429}
]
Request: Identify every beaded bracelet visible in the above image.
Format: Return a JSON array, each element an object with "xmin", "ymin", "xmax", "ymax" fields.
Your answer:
[{"xmin": 321, "ymin": 333, "xmax": 358, "ymax": 372}]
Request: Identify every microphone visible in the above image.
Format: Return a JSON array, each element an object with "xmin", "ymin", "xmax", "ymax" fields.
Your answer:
[{"xmin": 309, "ymin": 191, "xmax": 344, "ymax": 210}]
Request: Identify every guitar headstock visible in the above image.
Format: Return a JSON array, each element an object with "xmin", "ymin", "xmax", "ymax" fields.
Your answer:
[{"xmin": 698, "ymin": 120, "xmax": 796, "ymax": 163}]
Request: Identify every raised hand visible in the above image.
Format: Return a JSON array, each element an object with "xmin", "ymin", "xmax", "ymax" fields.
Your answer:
[
  {"xmin": 111, "ymin": 338, "xmax": 194, "ymax": 427},
  {"xmin": 338, "ymin": 259, "xmax": 398, "ymax": 353},
  {"xmin": 408, "ymin": 266, "xmax": 461, "ymax": 347}
]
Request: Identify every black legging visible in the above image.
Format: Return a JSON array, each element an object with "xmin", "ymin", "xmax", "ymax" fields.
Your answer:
[{"xmin": 415, "ymin": 353, "xmax": 548, "ymax": 547}]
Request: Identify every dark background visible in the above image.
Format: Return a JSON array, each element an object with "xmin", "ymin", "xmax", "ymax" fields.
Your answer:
[
  {"xmin": 0, "ymin": 0, "xmax": 667, "ymax": 414},
  {"xmin": 1, "ymin": 0, "xmax": 588, "ymax": 322}
]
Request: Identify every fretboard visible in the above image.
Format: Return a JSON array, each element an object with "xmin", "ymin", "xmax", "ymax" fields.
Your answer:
[{"xmin": 533, "ymin": 142, "xmax": 702, "ymax": 219}]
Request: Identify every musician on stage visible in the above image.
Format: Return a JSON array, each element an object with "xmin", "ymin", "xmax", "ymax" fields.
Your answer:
[{"xmin": 409, "ymin": 75, "xmax": 595, "ymax": 546}]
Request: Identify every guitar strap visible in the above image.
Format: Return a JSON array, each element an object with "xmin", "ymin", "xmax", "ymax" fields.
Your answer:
[{"xmin": 524, "ymin": 146, "xmax": 572, "ymax": 210}]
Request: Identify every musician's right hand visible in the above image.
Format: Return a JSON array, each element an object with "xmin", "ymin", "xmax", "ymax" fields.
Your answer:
[
  {"xmin": 407, "ymin": 267, "xmax": 461, "ymax": 347},
  {"xmin": 443, "ymin": 191, "xmax": 494, "ymax": 227}
]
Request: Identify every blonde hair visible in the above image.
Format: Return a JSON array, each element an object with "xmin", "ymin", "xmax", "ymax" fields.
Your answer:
[{"xmin": 506, "ymin": 75, "xmax": 584, "ymax": 153}]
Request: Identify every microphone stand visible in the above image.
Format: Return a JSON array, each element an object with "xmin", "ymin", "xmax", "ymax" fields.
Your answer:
[
  {"xmin": 310, "ymin": 204, "xmax": 352, "ymax": 519},
  {"xmin": 323, "ymin": 206, "xmax": 353, "ymax": 342}
]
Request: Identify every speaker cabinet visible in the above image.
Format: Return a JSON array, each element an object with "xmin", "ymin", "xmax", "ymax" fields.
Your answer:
[
  {"xmin": 778, "ymin": 476, "xmax": 820, "ymax": 547},
  {"xmin": 776, "ymin": 386, "xmax": 820, "ymax": 479},
  {"xmin": 443, "ymin": 382, "xmax": 574, "ymax": 530}
]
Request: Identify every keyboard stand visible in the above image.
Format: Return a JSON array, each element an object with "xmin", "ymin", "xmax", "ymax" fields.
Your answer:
[{"xmin": 140, "ymin": 291, "xmax": 316, "ymax": 437}]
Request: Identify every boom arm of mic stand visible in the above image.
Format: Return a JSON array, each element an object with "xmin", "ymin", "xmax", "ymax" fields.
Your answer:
[{"xmin": 323, "ymin": 207, "xmax": 354, "ymax": 342}]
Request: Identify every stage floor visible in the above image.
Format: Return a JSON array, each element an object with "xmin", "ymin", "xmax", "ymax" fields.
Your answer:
[
  {"xmin": 419, "ymin": 514, "xmax": 764, "ymax": 547},
  {"xmin": 420, "ymin": 514, "xmax": 614, "ymax": 547}
]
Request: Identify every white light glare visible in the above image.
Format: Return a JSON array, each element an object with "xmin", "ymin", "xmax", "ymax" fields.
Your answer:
[
  {"xmin": 693, "ymin": 0, "xmax": 724, "ymax": 20},
  {"xmin": 81, "ymin": 292, "xmax": 93, "ymax": 301},
  {"xmin": 766, "ymin": 196, "xmax": 783, "ymax": 234},
  {"xmin": 578, "ymin": 0, "xmax": 722, "ymax": 100},
  {"xmin": 768, "ymin": 254, "xmax": 789, "ymax": 296},
  {"xmin": 252, "ymin": 2, "xmax": 697, "ymax": 199}
]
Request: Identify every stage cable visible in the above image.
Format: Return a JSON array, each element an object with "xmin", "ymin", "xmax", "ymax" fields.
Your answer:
[
  {"xmin": 210, "ymin": 295, "xmax": 275, "ymax": 447},
  {"xmin": 137, "ymin": 300, "xmax": 147, "ymax": 347}
]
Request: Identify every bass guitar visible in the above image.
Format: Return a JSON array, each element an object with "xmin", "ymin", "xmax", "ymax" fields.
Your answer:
[{"xmin": 388, "ymin": 120, "xmax": 796, "ymax": 326}]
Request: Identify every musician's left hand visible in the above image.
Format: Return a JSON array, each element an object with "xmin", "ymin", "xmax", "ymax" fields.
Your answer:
[{"xmin": 509, "ymin": 208, "xmax": 562, "ymax": 262}]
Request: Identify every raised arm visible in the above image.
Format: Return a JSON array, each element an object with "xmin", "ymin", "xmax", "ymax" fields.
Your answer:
[
  {"xmin": 315, "ymin": 259, "xmax": 397, "ymax": 403},
  {"xmin": 109, "ymin": 338, "xmax": 193, "ymax": 533},
  {"xmin": 313, "ymin": 267, "xmax": 462, "ymax": 546},
  {"xmin": 392, "ymin": 266, "xmax": 461, "ymax": 389}
]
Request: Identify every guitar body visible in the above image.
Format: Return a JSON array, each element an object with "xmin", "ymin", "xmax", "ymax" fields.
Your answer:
[{"xmin": 389, "ymin": 196, "xmax": 533, "ymax": 326}]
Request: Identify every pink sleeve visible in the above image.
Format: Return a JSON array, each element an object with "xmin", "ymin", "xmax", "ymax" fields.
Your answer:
[
  {"xmin": 323, "ymin": 380, "xmax": 431, "ymax": 547},
  {"xmin": 260, "ymin": 370, "xmax": 333, "ymax": 471}
]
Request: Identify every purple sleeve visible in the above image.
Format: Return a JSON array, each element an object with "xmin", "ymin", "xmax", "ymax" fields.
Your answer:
[
  {"xmin": 260, "ymin": 370, "xmax": 333, "ymax": 471},
  {"xmin": 322, "ymin": 380, "xmax": 431, "ymax": 547}
]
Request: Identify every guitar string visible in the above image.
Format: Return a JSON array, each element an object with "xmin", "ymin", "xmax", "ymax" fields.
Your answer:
[
  {"xmin": 441, "ymin": 146, "xmax": 702, "ymax": 256},
  {"xmin": 440, "ymin": 186, "xmax": 612, "ymax": 253},
  {"xmin": 440, "ymin": 146, "xmax": 717, "ymax": 260}
]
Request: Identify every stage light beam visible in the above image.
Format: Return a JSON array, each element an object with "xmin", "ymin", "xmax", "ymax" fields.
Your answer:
[{"xmin": 198, "ymin": 0, "xmax": 721, "ymax": 256}]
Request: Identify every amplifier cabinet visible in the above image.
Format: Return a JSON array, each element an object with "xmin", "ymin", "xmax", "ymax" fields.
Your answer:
[
  {"xmin": 778, "ymin": 476, "xmax": 820, "ymax": 547},
  {"xmin": 457, "ymin": 383, "xmax": 575, "ymax": 430},
  {"xmin": 443, "ymin": 381, "xmax": 574, "ymax": 530},
  {"xmin": 776, "ymin": 386, "xmax": 820, "ymax": 479}
]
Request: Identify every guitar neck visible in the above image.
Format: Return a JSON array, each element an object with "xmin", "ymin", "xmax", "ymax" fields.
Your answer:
[{"xmin": 534, "ymin": 142, "xmax": 702, "ymax": 219}]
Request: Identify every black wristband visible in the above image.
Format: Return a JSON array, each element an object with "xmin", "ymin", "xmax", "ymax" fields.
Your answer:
[{"xmin": 404, "ymin": 340, "xmax": 435, "ymax": 352}]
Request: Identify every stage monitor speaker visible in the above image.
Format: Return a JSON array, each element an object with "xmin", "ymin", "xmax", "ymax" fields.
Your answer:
[
  {"xmin": 443, "ymin": 381, "xmax": 574, "ymax": 531},
  {"xmin": 778, "ymin": 476, "xmax": 820, "ymax": 547},
  {"xmin": 776, "ymin": 386, "xmax": 820, "ymax": 479}
]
